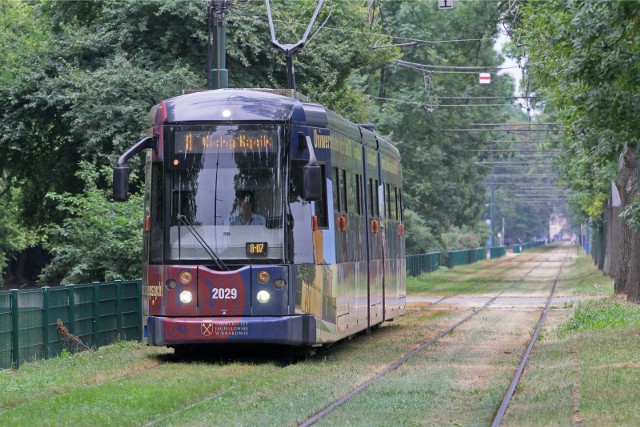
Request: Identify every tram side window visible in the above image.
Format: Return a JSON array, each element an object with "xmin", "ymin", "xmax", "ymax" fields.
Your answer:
[
  {"xmin": 149, "ymin": 162, "xmax": 164, "ymax": 263},
  {"xmin": 375, "ymin": 179, "xmax": 380, "ymax": 217},
  {"xmin": 355, "ymin": 174, "xmax": 363, "ymax": 215},
  {"xmin": 340, "ymin": 169, "xmax": 348, "ymax": 213},
  {"xmin": 368, "ymin": 178, "xmax": 374, "ymax": 217},
  {"xmin": 393, "ymin": 186, "xmax": 399, "ymax": 221},
  {"xmin": 386, "ymin": 183, "xmax": 392, "ymax": 219},
  {"xmin": 347, "ymin": 173, "xmax": 356, "ymax": 214},
  {"xmin": 332, "ymin": 167, "xmax": 349, "ymax": 213},
  {"xmin": 368, "ymin": 178, "xmax": 380, "ymax": 218},
  {"xmin": 332, "ymin": 167, "xmax": 340, "ymax": 212},
  {"xmin": 398, "ymin": 188, "xmax": 404, "ymax": 221}
]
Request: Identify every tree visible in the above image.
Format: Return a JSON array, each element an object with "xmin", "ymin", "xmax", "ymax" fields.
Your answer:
[
  {"xmin": 517, "ymin": 1, "xmax": 640, "ymax": 301},
  {"xmin": 365, "ymin": 0, "xmax": 517, "ymax": 238},
  {"xmin": 39, "ymin": 163, "xmax": 143, "ymax": 284},
  {"xmin": 0, "ymin": 0, "xmax": 394, "ymax": 282}
]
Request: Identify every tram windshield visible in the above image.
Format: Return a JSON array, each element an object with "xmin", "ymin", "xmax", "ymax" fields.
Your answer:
[{"xmin": 166, "ymin": 124, "xmax": 285, "ymax": 262}]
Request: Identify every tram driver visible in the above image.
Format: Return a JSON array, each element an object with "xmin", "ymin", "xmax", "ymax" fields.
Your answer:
[{"xmin": 229, "ymin": 190, "xmax": 266, "ymax": 225}]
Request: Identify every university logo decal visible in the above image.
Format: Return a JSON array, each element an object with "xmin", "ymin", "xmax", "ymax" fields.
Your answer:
[{"xmin": 201, "ymin": 320, "xmax": 214, "ymax": 336}]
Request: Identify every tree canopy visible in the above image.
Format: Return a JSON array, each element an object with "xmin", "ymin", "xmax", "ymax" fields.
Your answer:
[
  {"xmin": 515, "ymin": 0, "xmax": 640, "ymax": 300},
  {"xmin": 1, "ymin": 0, "xmax": 523, "ymax": 283}
]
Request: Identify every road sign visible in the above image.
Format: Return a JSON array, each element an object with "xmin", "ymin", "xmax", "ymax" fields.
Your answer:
[
  {"xmin": 479, "ymin": 73, "xmax": 491, "ymax": 84},
  {"xmin": 438, "ymin": 0, "xmax": 454, "ymax": 10}
]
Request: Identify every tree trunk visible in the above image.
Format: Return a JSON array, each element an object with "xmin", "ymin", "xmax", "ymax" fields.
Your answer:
[{"xmin": 614, "ymin": 147, "xmax": 640, "ymax": 302}]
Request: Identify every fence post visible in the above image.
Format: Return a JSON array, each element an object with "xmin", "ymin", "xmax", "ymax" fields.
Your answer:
[
  {"xmin": 115, "ymin": 281, "xmax": 122, "ymax": 337},
  {"xmin": 93, "ymin": 282, "xmax": 100, "ymax": 348},
  {"xmin": 11, "ymin": 289, "xmax": 19, "ymax": 369},
  {"xmin": 42, "ymin": 286, "xmax": 50, "ymax": 358},
  {"xmin": 136, "ymin": 280, "xmax": 143, "ymax": 341},
  {"xmin": 67, "ymin": 285, "xmax": 75, "ymax": 336}
]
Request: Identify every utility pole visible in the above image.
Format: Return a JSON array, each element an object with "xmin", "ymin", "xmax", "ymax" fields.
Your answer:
[
  {"xmin": 208, "ymin": 0, "xmax": 230, "ymax": 89},
  {"xmin": 490, "ymin": 183, "xmax": 496, "ymax": 247}
]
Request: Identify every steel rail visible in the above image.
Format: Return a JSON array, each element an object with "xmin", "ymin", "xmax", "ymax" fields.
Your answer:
[
  {"xmin": 298, "ymin": 256, "xmax": 548, "ymax": 426},
  {"xmin": 491, "ymin": 250, "xmax": 569, "ymax": 426}
]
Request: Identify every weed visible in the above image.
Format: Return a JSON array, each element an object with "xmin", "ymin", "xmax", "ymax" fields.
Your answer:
[
  {"xmin": 560, "ymin": 300, "xmax": 640, "ymax": 336},
  {"xmin": 59, "ymin": 348, "xmax": 73, "ymax": 359}
]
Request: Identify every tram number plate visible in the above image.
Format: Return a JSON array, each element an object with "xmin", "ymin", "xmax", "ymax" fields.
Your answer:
[
  {"xmin": 246, "ymin": 242, "xmax": 268, "ymax": 256},
  {"xmin": 211, "ymin": 288, "xmax": 237, "ymax": 300}
]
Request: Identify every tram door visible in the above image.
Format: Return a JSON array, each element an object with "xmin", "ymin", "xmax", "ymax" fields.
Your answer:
[{"xmin": 364, "ymin": 147, "xmax": 384, "ymax": 326}]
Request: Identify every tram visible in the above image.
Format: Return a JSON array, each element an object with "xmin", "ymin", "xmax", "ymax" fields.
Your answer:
[{"xmin": 113, "ymin": 88, "xmax": 405, "ymax": 351}]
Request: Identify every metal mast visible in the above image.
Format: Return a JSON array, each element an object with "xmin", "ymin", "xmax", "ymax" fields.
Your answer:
[{"xmin": 208, "ymin": 0, "xmax": 230, "ymax": 89}]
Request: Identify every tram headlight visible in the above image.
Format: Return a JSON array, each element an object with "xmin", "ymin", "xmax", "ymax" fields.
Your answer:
[
  {"xmin": 179, "ymin": 290, "xmax": 193, "ymax": 304},
  {"xmin": 256, "ymin": 290, "xmax": 270, "ymax": 304},
  {"xmin": 273, "ymin": 279, "xmax": 286, "ymax": 290}
]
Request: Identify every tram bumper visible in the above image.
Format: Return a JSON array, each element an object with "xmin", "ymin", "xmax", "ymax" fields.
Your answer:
[{"xmin": 147, "ymin": 315, "xmax": 316, "ymax": 346}]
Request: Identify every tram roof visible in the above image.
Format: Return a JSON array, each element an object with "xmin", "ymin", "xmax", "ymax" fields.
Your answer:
[
  {"xmin": 161, "ymin": 89, "xmax": 301, "ymax": 122},
  {"xmin": 157, "ymin": 88, "xmax": 400, "ymax": 159}
]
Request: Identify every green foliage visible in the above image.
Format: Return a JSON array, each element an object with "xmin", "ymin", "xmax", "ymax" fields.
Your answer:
[
  {"xmin": 0, "ymin": 186, "xmax": 40, "ymax": 280},
  {"xmin": 561, "ymin": 300, "xmax": 640, "ymax": 335},
  {"xmin": 39, "ymin": 163, "xmax": 143, "ymax": 284},
  {"xmin": 0, "ymin": 0, "xmax": 50, "ymax": 89},
  {"xmin": 620, "ymin": 196, "xmax": 640, "ymax": 229},
  {"xmin": 58, "ymin": 348, "xmax": 73, "ymax": 359},
  {"xmin": 366, "ymin": 0, "xmax": 516, "ymax": 233},
  {"xmin": 0, "ymin": 0, "xmax": 519, "ymax": 281},
  {"xmin": 439, "ymin": 223, "xmax": 490, "ymax": 251},
  {"xmin": 518, "ymin": 1, "xmax": 640, "ymax": 221},
  {"xmin": 403, "ymin": 209, "xmax": 439, "ymax": 254}
]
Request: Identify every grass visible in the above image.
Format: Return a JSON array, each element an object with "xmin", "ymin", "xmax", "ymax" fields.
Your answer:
[
  {"xmin": 1, "ymin": 244, "xmax": 637, "ymax": 426},
  {"xmin": 561, "ymin": 299, "xmax": 640, "ymax": 334},
  {"xmin": 501, "ymin": 269, "xmax": 639, "ymax": 426},
  {"xmin": 406, "ymin": 256, "xmax": 525, "ymax": 296},
  {"xmin": 0, "ymin": 310, "xmax": 462, "ymax": 427},
  {"xmin": 503, "ymin": 307, "xmax": 640, "ymax": 426},
  {"xmin": 555, "ymin": 253, "xmax": 614, "ymax": 297},
  {"xmin": 315, "ymin": 308, "xmax": 543, "ymax": 426},
  {"xmin": 0, "ymin": 340, "xmax": 170, "ymax": 411}
]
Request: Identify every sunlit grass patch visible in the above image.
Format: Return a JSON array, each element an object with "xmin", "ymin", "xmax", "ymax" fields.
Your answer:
[
  {"xmin": 556, "ymin": 254, "xmax": 613, "ymax": 297},
  {"xmin": 406, "ymin": 258, "xmax": 516, "ymax": 296},
  {"xmin": 0, "ymin": 340, "xmax": 170, "ymax": 411},
  {"xmin": 560, "ymin": 299, "xmax": 640, "ymax": 335}
]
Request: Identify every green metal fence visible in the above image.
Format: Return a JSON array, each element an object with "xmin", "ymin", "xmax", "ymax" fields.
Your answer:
[
  {"xmin": 489, "ymin": 246, "xmax": 507, "ymax": 259},
  {"xmin": 407, "ymin": 246, "xmax": 509, "ymax": 277},
  {"xmin": 513, "ymin": 241, "xmax": 546, "ymax": 254},
  {"xmin": 406, "ymin": 251, "xmax": 441, "ymax": 277},
  {"xmin": 0, "ymin": 280, "xmax": 142, "ymax": 369},
  {"xmin": 447, "ymin": 248, "xmax": 485, "ymax": 269}
]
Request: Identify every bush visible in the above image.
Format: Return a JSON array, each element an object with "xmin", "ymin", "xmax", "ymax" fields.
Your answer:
[
  {"xmin": 440, "ymin": 222, "xmax": 490, "ymax": 251},
  {"xmin": 39, "ymin": 164, "xmax": 143, "ymax": 284},
  {"xmin": 403, "ymin": 209, "xmax": 439, "ymax": 254}
]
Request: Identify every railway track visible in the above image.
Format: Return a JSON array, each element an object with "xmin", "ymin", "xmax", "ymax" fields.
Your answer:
[
  {"xmin": 128, "ymin": 252, "xmax": 547, "ymax": 426},
  {"xmin": 298, "ymin": 247, "xmax": 570, "ymax": 426},
  {"xmin": 2, "ymin": 246, "xmax": 578, "ymax": 426}
]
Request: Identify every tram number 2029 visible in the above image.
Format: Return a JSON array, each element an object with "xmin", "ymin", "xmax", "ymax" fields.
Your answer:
[{"xmin": 211, "ymin": 288, "xmax": 238, "ymax": 300}]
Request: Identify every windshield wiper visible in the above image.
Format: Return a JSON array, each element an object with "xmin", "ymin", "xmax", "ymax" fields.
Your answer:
[{"xmin": 176, "ymin": 214, "xmax": 230, "ymax": 271}]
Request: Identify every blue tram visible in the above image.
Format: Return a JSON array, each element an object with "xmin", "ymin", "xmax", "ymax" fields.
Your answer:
[{"xmin": 114, "ymin": 88, "xmax": 405, "ymax": 350}]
